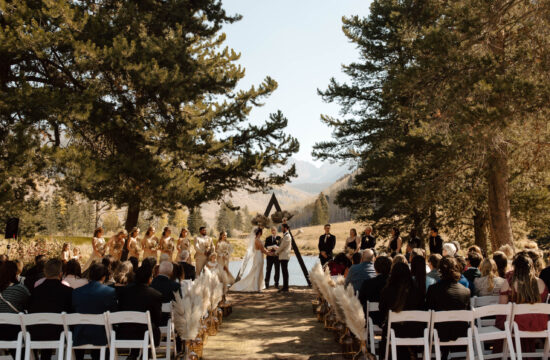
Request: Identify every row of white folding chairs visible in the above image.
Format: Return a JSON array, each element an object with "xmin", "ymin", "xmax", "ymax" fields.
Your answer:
[
  {"xmin": 368, "ymin": 302, "xmax": 550, "ymax": 360},
  {"xmin": 367, "ymin": 296, "xmax": 501, "ymax": 358},
  {"xmin": 0, "ymin": 305, "xmax": 175, "ymax": 360}
]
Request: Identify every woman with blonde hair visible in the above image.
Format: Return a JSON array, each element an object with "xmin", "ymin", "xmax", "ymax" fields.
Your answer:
[
  {"xmin": 216, "ymin": 231, "xmax": 235, "ymax": 289},
  {"xmin": 176, "ymin": 228, "xmax": 190, "ymax": 260},
  {"xmin": 108, "ymin": 229, "xmax": 127, "ymax": 260},
  {"xmin": 113, "ymin": 261, "xmax": 134, "ymax": 286},
  {"xmin": 141, "ymin": 226, "xmax": 159, "ymax": 259},
  {"xmin": 474, "ymin": 258, "xmax": 505, "ymax": 296},
  {"xmin": 84, "ymin": 227, "xmax": 106, "ymax": 270},
  {"xmin": 498, "ymin": 244, "xmax": 515, "ymax": 260},
  {"xmin": 159, "ymin": 227, "xmax": 175, "ymax": 260}
]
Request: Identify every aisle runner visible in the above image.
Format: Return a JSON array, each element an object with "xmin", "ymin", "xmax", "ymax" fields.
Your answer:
[{"xmin": 201, "ymin": 287, "xmax": 344, "ymax": 360}]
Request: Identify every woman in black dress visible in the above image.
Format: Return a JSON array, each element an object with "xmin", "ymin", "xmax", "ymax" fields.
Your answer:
[{"xmin": 388, "ymin": 227, "xmax": 402, "ymax": 256}]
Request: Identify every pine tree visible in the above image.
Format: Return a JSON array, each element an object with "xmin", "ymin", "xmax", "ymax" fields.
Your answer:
[
  {"xmin": 187, "ymin": 207, "xmax": 205, "ymax": 236},
  {"xmin": 314, "ymin": 0, "xmax": 550, "ymax": 249},
  {"xmin": 0, "ymin": 0, "xmax": 298, "ymax": 234},
  {"xmin": 310, "ymin": 193, "xmax": 329, "ymax": 226}
]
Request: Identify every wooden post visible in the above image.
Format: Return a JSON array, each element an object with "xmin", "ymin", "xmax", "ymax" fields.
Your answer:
[{"xmin": 264, "ymin": 193, "xmax": 311, "ymax": 287}]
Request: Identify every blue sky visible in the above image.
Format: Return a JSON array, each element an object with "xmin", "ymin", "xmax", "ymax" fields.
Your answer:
[{"xmin": 221, "ymin": 0, "xmax": 372, "ymax": 164}]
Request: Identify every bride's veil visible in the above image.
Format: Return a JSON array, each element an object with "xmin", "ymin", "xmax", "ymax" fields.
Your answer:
[{"xmin": 235, "ymin": 227, "xmax": 258, "ymax": 282}]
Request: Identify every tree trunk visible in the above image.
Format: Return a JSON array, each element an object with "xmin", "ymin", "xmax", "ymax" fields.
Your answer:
[
  {"xmin": 125, "ymin": 200, "xmax": 141, "ymax": 231},
  {"xmin": 487, "ymin": 147, "xmax": 514, "ymax": 250},
  {"xmin": 428, "ymin": 207, "xmax": 437, "ymax": 229},
  {"xmin": 121, "ymin": 200, "xmax": 140, "ymax": 261},
  {"xmin": 473, "ymin": 208, "xmax": 489, "ymax": 256}
]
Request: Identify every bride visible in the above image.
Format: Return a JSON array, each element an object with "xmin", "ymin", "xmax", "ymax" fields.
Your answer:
[{"xmin": 230, "ymin": 227, "xmax": 272, "ymax": 292}]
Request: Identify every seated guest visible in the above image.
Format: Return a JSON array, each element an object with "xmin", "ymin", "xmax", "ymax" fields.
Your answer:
[
  {"xmin": 151, "ymin": 261, "xmax": 181, "ymax": 303},
  {"xmin": 358, "ymin": 256, "xmax": 392, "ymax": 326},
  {"xmin": 345, "ymin": 249, "xmax": 376, "ymax": 294},
  {"xmin": 526, "ymin": 249, "xmax": 545, "ymax": 275},
  {"xmin": 112, "ymin": 261, "xmax": 134, "ymax": 287},
  {"xmin": 497, "ymin": 253, "xmax": 547, "ymax": 353},
  {"xmin": 427, "ymin": 254, "xmax": 442, "ymax": 282},
  {"xmin": 498, "ymin": 244, "xmax": 515, "ymax": 260},
  {"xmin": 442, "ymin": 243, "xmax": 457, "ymax": 257},
  {"xmin": 474, "ymin": 258, "xmax": 505, "ymax": 296},
  {"xmin": 128, "ymin": 257, "xmax": 139, "ymax": 272},
  {"xmin": 63, "ymin": 259, "xmax": 88, "ymax": 289},
  {"xmin": 426, "ymin": 257, "xmax": 471, "ymax": 360},
  {"xmin": 0, "ymin": 261, "xmax": 30, "ymax": 341},
  {"xmin": 28, "ymin": 258, "xmax": 73, "ymax": 360},
  {"xmin": 391, "ymin": 254, "xmax": 408, "ymax": 267},
  {"xmin": 492, "ymin": 251, "xmax": 509, "ymax": 278},
  {"xmin": 464, "ymin": 251, "xmax": 482, "ymax": 294},
  {"xmin": 101, "ymin": 255, "xmax": 116, "ymax": 286},
  {"xmin": 405, "ymin": 230, "xmax": 422, "ymax": 262},
  {"xmin": 455, "ymin": 256, "xmax": 470, "ymax": 289},
  {"xmin": 411, "ymin": 255, "xmax": 435, "ymax": 294},
  {"xmin": 379, "ymin": 262, "xmax": 424, "ymax": 359},
  {"xmin": 116, "ymin": 264, "xmax": 162, "ymax": 353},
  {"xmin": 327, "ymin": 253, "xmax": 351, "ymax": 277},
  {"xmin": 178, "ymin": 251, "xmax": 196, "ymax": 281},
  {"xmin": 468, "ymin": 245, "xmax": 484, "ymax": 258},
  {"xmin": 23, "ymin": 255, "xmax": 46, "ymax": 291},
  {"xmin": 72, "ymin": 263, "xmax": 117, "ymax": 360}
]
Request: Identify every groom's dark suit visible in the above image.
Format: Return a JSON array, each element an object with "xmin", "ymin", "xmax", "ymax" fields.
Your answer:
[{"xmin": 265, "ymin": 234, "xmax": 281, "ymax": 288}]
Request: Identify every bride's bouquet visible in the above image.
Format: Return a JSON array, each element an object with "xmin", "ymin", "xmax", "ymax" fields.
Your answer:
[{"xmin": 216, "ymin": 241, "xmax": 233, "ymax": 257}]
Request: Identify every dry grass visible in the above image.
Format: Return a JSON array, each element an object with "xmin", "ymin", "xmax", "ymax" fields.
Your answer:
[{"xmin": 292, "ymin": 221, "xmax": 369, "ymax": 256}]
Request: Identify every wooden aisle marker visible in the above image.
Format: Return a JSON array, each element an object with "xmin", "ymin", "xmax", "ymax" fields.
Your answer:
[{"xmin": 264, "ymin": 193, "xmax": 311, "ymax": 287}]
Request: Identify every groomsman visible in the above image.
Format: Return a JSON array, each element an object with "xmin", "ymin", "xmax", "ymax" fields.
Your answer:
[
  {"xmin": 318, "ymin": 224, "xmax": 336, "ymax": 266},
  {"xmin": 265, "ymin": 227, "xmax": 281, "ymax": 289},
  {"xmin": 194, "ymin": 226, "xmax": 212, "ymax": 275},
  {"xmin": 275, "ymin": 223, "xmax": 292, "ymax": 292},
  {"xmin": 360, "ymin": 225, "xmax": 376, "ymax": 250}
]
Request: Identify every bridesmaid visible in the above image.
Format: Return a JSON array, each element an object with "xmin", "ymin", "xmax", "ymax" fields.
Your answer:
[
  {"xmin": 127, "ymin": 227, "xmax": 141, "ymax": 259},
  {"xmin": 84, "ymin": 227, "xmax": 107, "ymax": 270},
  {"xmin": 344, "ymin": 228, "xmax": 360, "ymax": 255},
  {"xmin": 176, "ymin": 228, "xmax": 190, "ymax": 261},
  {"xmin": 141, "ymin": 226, "xmax": 159, "ymax": 260},
  {"xmin": 159, "ymin": 227, "xmax": 175, "ymax": 260},
  {"xmin": 388, "ymin": 227, "xmax": 403, "ymax": 256},
  {"xmin": 216, "ymin": 231, "xmax": 235, "ymax": 287},
  {"xmin": 109, "ymin": 230, "xmax": 127, "ymax": 260}
]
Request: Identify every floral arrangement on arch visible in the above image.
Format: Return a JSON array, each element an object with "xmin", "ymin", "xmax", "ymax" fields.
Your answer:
[{"xmin": 251, "ymin": 214, "xmax": 270, "ymax": 228}]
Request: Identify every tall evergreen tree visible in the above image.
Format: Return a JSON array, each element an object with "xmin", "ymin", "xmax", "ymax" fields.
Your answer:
[
  {"xmin": 310, "ymin": 193, "xmax": 329, "ymax": 226},
  {"xmin": 187, "ymin": 207, "xmax": 205, "ymax": 236},
  {"xmin": 1, "ymin": 0, "xmax": 298, "ymax": 234},
  {"xmin": 314, "ymin": 0, "xmax": 550, "ymax": 249}
]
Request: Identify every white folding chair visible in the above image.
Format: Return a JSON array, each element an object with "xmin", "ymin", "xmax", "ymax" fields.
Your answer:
[
  {"xmin": 430, "ymin": 310, "xmax": 475, "ymax": 360},
  {"xmin": 107, "ymin": 311, "xmax": 157, "ymax": 360},
  {"xmin": 20, "ymin": 313, "xmax": 66, "ymax": 360},
  {"xmin": 511, "ymin": 303, "xmax": 550, "ymax": 359},
  {"xmin": 473, "ymin": 303, "xmax": 515, "ymax": 360},
  {"xmin": 384, "ymin": 310, "xmax": 431, "ymax": 360},
  {"xmin": 0, "ymin": 313, "xmax": 24, "ymax": 360},
  {"xmin": 366, "ymin": 301, "xmax": 382, "ymax": 358},
  {"xmin": 64, "ymin": 313, "xmax": 110, "ymax": 360},
  {"xmin": 157, "ymin": 303, "xmax": 175, "ymax": 360},
  {"xmin": 472, "ymin": 296, "xmax": 500, "ymax": 309}
]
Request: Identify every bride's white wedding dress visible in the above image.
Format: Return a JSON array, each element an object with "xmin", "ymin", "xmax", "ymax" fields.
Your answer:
[{"xmin": 230, "ymin": 228, "xmax": 265, "ymax": 292}]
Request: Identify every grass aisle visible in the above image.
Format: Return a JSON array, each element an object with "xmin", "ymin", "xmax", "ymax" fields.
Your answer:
[{"xmin": 202, "ymin": 287, "xmax": 345, "ymax": 360}]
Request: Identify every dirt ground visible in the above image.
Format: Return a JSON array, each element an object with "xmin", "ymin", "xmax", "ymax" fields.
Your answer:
[{"xmin": 202, "ymin": 287, "xmax": 347, "ymax": 360}]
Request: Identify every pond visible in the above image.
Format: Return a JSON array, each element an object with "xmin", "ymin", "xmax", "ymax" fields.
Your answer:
[{"xmin": 228, "ymin": 255, "xmax": 319, "ymax": 286}]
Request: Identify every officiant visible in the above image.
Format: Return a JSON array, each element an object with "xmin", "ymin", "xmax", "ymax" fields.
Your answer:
[{"xmin": 265, "ymin": 226, "xmax": 281, "ymax": 289}]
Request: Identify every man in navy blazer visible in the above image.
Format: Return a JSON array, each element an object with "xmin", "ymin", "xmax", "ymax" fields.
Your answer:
[{"xmin": 72, "ymin": 263, "xmax": 117, "ymax": 360}]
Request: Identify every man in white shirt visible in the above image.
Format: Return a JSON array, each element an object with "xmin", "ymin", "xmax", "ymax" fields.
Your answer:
[
  {"xmin": 194, "ymin": 226, "xmax": 212, "ymax": 275},
  {"xmin": 275, "ymin": 223, "xmax": 292, "ymax": 292}
]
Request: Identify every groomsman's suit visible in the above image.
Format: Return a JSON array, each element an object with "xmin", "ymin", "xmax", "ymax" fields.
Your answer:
[
  {"xmin": 265, "ymin": 234, "xmax": 281, "ymax": 288},
  {"xmin": 318, "ymin": 233, "xmax": 336, "ymax": 266},
  {"xmin": 275, "ymin": 230, "xmax": 292, "ymax": 292}
]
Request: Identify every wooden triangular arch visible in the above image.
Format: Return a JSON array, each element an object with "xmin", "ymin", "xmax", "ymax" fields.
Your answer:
[{"xmin": 264, "ymin": 193, "xmax": 311, "ymax": 287}]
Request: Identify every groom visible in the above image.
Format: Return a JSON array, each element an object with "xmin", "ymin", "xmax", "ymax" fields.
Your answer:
[{"xmin": 274, "ymin": 223, "xmax": 291, "ymax": 292}]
